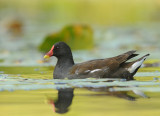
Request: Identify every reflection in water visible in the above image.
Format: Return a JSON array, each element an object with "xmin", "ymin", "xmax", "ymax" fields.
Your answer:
[
  {"xmin": 48, "ymin": 88, "xmax": 74, "ymax": 114},
  {"xmin": 47, "ymin": 86, "xmax": 145, "ymax": 114},
  {"xmin": 86, "ymin": 87, "xmax": 136, "ymax": 101}
]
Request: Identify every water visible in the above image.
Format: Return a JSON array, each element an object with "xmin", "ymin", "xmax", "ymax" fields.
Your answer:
[
  {"xmin": 1, "ymin": 89, "xmax": 160, "ymax": 116},
  {"xmin": 0, "ymin": 66, "xmax": 160, "ymax": 115}
]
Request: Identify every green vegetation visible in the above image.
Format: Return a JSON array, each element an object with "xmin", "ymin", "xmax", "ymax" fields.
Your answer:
[
  {"xmin": 39, "ymin": 25, "xmax": 93, "ymax": 52},
  {"xmin": 0, "ymin": 0, "xmax": 159, "ymax": 25}
]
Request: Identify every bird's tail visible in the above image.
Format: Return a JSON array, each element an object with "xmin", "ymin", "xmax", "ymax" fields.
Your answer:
[{"xmin": 127, "ymin": 54, "xmax": 150, "ymax": 74}]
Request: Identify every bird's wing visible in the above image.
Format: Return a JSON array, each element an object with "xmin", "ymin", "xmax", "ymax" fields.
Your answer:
[
  {"xmin": 70, "ymin": 50, "xmax": 138, "ymax": 75},
  {"xmin": 69, "ymin": 58, "xmax": 119, "ymax": 75},
  {"xmin": 114, "ymin": 50, "xmax": 138, "ymax": 64}
]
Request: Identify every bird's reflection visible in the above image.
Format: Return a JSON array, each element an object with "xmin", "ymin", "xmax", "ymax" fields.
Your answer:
[
  {"xmin": 47, "ymin": 86, "xmax": 147, "ymax": 114},
  {"xmin": 48, "ymin": 88, "xmax": 74, "ymax": 114},
  {"xmin": 86, "ymin": 87, "xmax": 136, "ymax": 101}
]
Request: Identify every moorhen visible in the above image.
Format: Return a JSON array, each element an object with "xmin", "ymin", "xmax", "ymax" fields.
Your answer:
[{"xmin": 44, "ymin": 42, "xmax": 149, "ymax": 80}]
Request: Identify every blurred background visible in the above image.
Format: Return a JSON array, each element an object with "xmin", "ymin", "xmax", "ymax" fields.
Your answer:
[{"xmin": 0, "ymin": 0, "xmax": 160, "ymax": 66}]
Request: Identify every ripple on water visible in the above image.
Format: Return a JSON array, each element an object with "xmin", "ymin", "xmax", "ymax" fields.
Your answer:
[{"xmin": 0, "ymin": 73, "xmax": 160, "ymax": 93}]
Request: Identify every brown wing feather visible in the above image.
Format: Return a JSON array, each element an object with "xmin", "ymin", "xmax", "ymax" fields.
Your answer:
[
  {"xmin": 114, "ymin": 50, "xmax": 137, "ymax": 64},
  {"xmin": 70, "ymin": 50, "xmax": 137, "ymax": 75}
]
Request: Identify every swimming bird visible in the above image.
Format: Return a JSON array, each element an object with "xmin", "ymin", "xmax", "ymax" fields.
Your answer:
[{"xmin": 44, "ymin": 42, "xmax": 149, "ymax": 80}]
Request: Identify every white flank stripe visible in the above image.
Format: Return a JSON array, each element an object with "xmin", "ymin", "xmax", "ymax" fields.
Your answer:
[{"xmin": 90, "ymin": 69, "xmax": 101, "ymax": 73}]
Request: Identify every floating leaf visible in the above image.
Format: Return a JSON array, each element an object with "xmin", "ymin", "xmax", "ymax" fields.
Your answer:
[{"xmin": 39, "ymin": 24, "xmax": 94, "ymax": 52}]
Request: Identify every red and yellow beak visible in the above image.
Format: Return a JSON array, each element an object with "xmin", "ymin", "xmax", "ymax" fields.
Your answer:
[
  {"xmin": 43, "ymin": 45, "xmax": 54, "ymax": 59},
  {"xmin": 43, "ymin": 54, "xmax": 51, "ymax": 59}
]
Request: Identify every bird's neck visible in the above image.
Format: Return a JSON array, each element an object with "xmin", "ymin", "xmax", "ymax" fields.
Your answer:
[{"xmin": 56, "ymin": 54, "xmax": 74, "ymax": 68}]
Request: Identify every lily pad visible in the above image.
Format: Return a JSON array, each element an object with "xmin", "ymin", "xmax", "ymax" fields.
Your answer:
[{"xmin": 39, "ymin": 25, "xmax": 94, "ymax": 52}]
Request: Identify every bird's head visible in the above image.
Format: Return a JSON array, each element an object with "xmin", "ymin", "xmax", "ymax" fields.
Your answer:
[{"xmin": 44, "ymin": 42, "xmax": 72, "ymax": 59}]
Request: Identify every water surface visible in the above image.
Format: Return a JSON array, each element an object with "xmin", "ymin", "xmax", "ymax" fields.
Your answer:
[{"xmin": 0, "ymin": 66, "xmax": 160, "ymax": 116}]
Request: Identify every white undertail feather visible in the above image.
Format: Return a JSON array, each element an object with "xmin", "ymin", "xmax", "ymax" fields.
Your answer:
[{"xmin": 128, "ymin": 55, "xmax": 148, "ymax": 73}]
